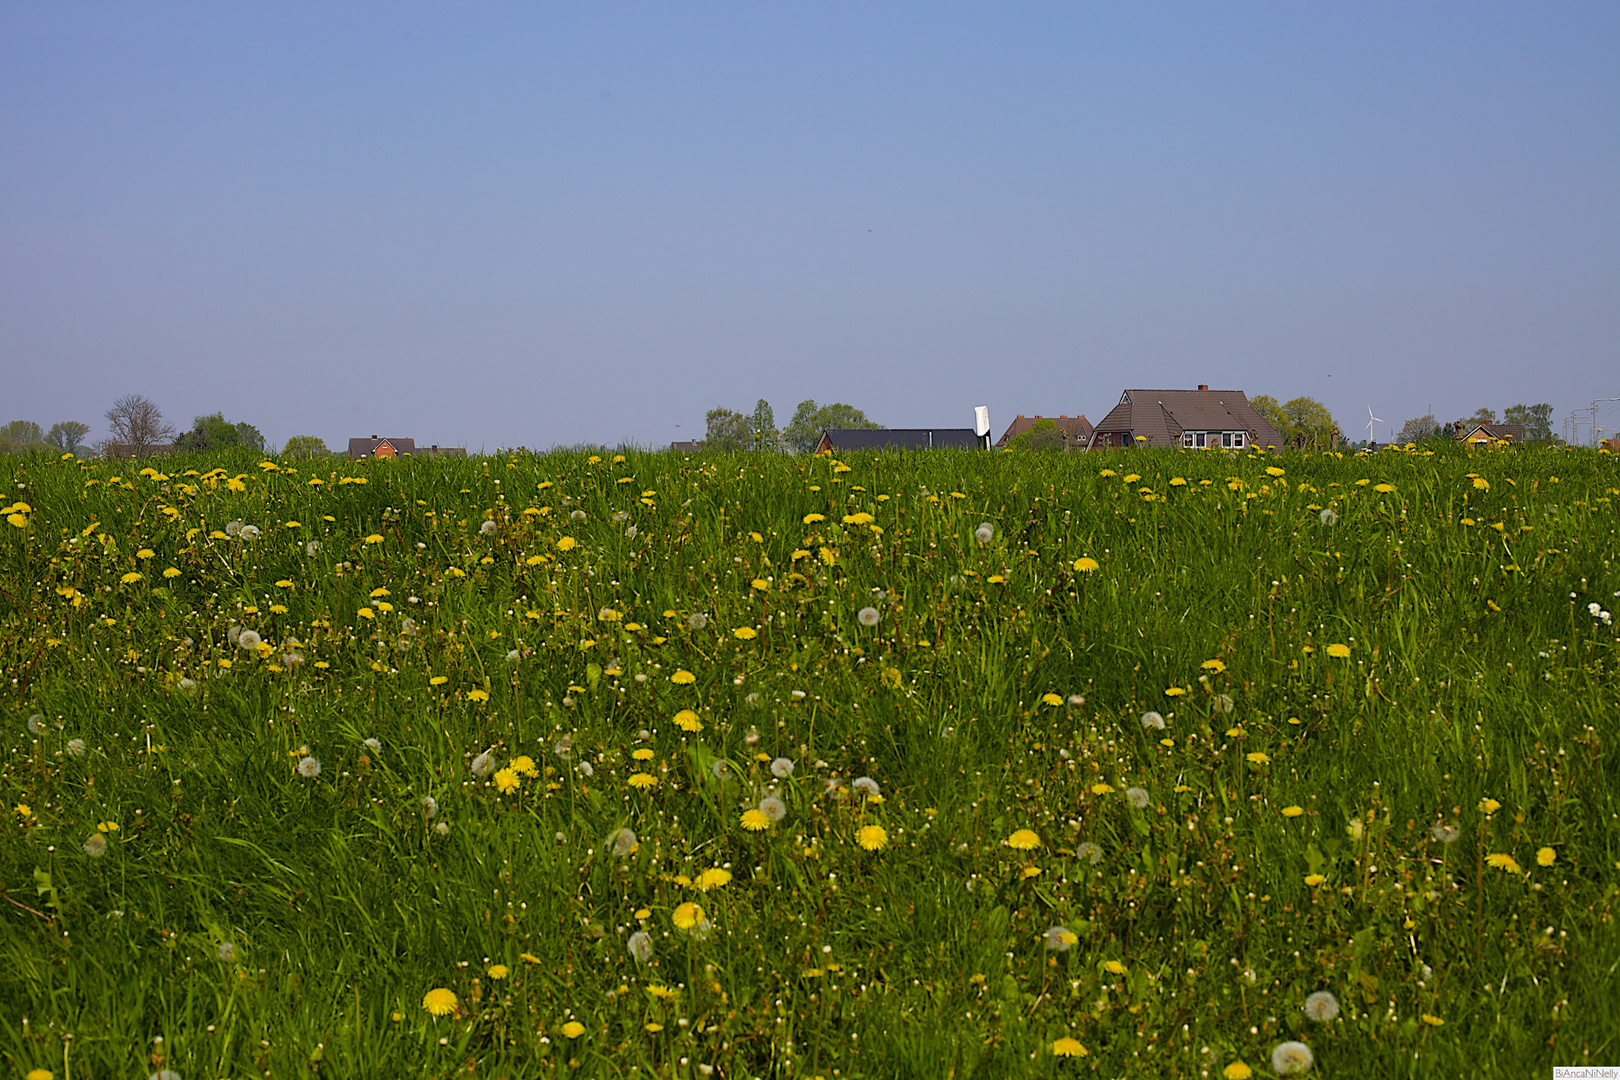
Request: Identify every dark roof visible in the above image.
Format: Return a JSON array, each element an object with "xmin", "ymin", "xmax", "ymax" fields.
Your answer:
[
  {"xmin": 1087, "ymin": 389, "xmax": 1284, "ymax": 449},
  {"xmin": 1456, "ymin": 423, "xmax": 1525, "ymax": 442},
  {"xmin": 670, "ymin": 440, "xmax": 705, "ymax": 452},
  {"xmin": 347, "ymin": 436, "xmax": 417, "ymax": 459},
  {"xmin": 818, "ymin": 429, "xmax": 981, "ymax": 451},
  {"xmin": 996, "ymin": 414, "xmax": 1093, "ymax": 447}
]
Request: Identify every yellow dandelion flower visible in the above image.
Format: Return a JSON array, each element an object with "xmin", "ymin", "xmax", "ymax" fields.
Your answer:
[
  {"xmin": 644, "ymin": 1022, "xmax": 664, "ymax": 1032},
  {"xmin": 1200, "ymin": 658, "xmax": 1226, "ymax": 673},
  {"xmin": 1472, "ymin": 477, "xmax": 1490, "ymax": 490},
  {"xmin": 430, "ymin": 675, "xmax": 448, "ymax": 686},
  {"xmin": 120, "ymin": 572, "xmax": 142, "ymax": 584},
  {"xmin": 356, "ymin": 607, "xmax": 374, "ymax": 619},
  {"xmin": 628, "ymin": 772, "xmax": 658, "ymax": 790},
  {"xmin": 1051, "ymin": 1037, "xmax": 1088, "ymax": 1057},
  {"xmin": 560, "ymin": 1020, "xmax": 586, "ymax": 1038},
  {"xmin": 673, "ymin": 709, "xmax": 703, "ymax": 732},
  {"xmin": 1421, "ymin": 1014, "xmax": 1445, "ymax": 1026},
  {"xmin": 556, "ymin": 536, "xmax": 576, "ymax": 550},
  {"xmin": 1102, "ymin": 960, "xmax": 1127, "ymax": 976},
  {"xmin": 672, "ymin": 902, "xmax": 704, "ymax": 930},
  {"xmin": 493, "ymin": 768, "xmax": 520, "ymax": 794},
  {"xmin": 1164, "ymin": 686, "xmax": 1186, "ymax": 697},
  {"xmin": 1246, "ymin": 751, "xmax": 1271, "ymax": 764},
  {"xmin": 364, "ymin": 533, "xmax": 384, "ymax": 544},
  {"xmin": 1040, "ymin": 693, "xmax": 1063, "ymax": 706},
  {"xmin": 1281, "ymin": 805, "xmax": 1305, "ymax": 818},
  {"xmin": 486, "ymin": 964, "xmax": 509, "ymax": 979},
  {"xmin": 631, "ymin": 748, "xmax": 654, "ymax": 761},
  {"xmin": 696, "ymin": 867, "xmax": 733, "ymax": 890},
  {"xmin": 1479, "ymin": 798, "xmax": 1501, "ymax": 814},
  {"xmin": 1536, "ymin": 847, "xmax": 1556, "ymax": 867},
  {"xmin": 1223, "ymin": 1063, "xmax": 1254, "ymax": 1080},
  {"xmin": 802, "ymin": 513, "xmax": 825, "ymax": 524},
  {"xmin": 162, "ymin": 567, "xmax": 181, "ymax": 578},
  {"xmin": 1304, "ymin": 874, "xmax": 1326, "ymax": 887},
  {"xmin": 671, "ymin": 669, "xmax": 696, "ymax": 685},
  {"xmin": 511, "ymin": 755, "xmax": 538, "ymax": 777},
  {"xmin": 422, "ymin": 987, "xmax": 458, "ymax": 1016},
  {"xmin": 1485, "ymin": 853, "xmax": 1521, "ymax": 874},
  {"xmin": 856, "ymin": 824, "xmax": 888, "ymax": 851},
  {"xmin": 1325, "ymin": 643, "xmax": 1351, "ymax": 658},
  {"xmin": 733, "ymin": 626, "xmax": 757, "ymax": 640},
  {"xmin": 1374, "ymin": 482, "xmax": 1396, "ymax": 493},
  {"xmin": 27, "ymin": 1070, "xmax": 55, "ymax": 1080},
  {"xmin": 466, "ymin": 688, "xmax": 490, "ymax": 702},
  {"xmin": 741, "ymin": 808, "xmax": 771, "ymax": 831},
  {"xmin": 1006, "ymin": 828, "xmax": 1041, "ymax": 850},
  {"xmin": 1073, "ymin": 556, "xmax": 1099, "ymax": 572},
  {"xmin": 1090, "ymin": 783, "xmax": 1115, "ymax": 795}
]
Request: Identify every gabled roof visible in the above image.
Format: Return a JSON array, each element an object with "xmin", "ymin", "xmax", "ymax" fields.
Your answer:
[
  {"xmin": 995, "ymin": 414, "xmax": 1093, "ymax": 447},
  {"xmin": 348, "ymin": 436, "xmax": 418, "ymax": 459},
  {"xmin": 1456, "ymin": 423, "xmax": 1524, "ymax": 442},
  {"xmin": 818, "ymin": 429, "xmax": 980, "ymax": 452},
  {"xmin": 1087, "ymin": 389, "xmax": 1283, "ymax": 449}
]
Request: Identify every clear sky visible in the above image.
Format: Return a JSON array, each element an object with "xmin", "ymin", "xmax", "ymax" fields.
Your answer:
[{"xmin": 3, "ymin": 3, "xmax": 1617, "ymax": 450}]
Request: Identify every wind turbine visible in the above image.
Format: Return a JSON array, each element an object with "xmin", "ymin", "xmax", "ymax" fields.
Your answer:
[{"xmin": 1365, "ymin": 405, "xmax": 1383, "ymax": 445}]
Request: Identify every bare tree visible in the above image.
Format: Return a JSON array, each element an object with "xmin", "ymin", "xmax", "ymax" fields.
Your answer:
[{"xmin": 103, "ymin": 395, "xmax": 175, "ymax": 458}]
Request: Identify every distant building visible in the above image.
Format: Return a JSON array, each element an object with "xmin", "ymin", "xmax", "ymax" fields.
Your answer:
[
  {"xmin": 1455, "ymin": 423, "xmax": 1524, "ymax": 444},
  {"xmin": 1086, "ymin": 386, "xmax": 1283, "ymax": 450},
  {"xmin": 996, "ymin": 414, "xmax": 1093, "ymax": 450},
  {"xmin": 347, "ymin": 436, "xmax": 466, "ymax": 460},
  {"xmin": 816, "ymin": 429, "xmax": 981, "ymax": 453},
  {"xmin": 670, "ymin": 440, "xmax": 705, "ymax": 452}
]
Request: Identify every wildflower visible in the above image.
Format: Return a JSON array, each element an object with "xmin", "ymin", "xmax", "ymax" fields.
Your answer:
[
  {"xmin": 421, "ymin": 796, "xmax": 438, "ymax": 819},
  {"xmin": 627, "ymin": 930, "xmax": 654, "ymax": 963},
  {"xmin": 364, "ymin": 737, "xmax": 382, "ymax": 753},
  {"xmin": 674, "ymin": 709, "xmax": 704, "ymax": 732},
  {"xmin": 1304, "ymin": 874, "xmax": 1325, "ymax": 887},
  {"xmin": 1270, "ymin": 1041, "xmax": 1314, "ymax": 1075},
  {"xmin": 629, "ymin": 773, "xmax": 658, "ymax": 790},
  {"xmin": 1431, "ymin": 823, "xmax": 1460, "ymax": 843},
  {"xmin": 712, "ymin": 760, "xmax": 732, "ymax": 780},
  {"xmin": 83, "ymin": 833, "xmax": 108, "ymax": 857},
  {"xmin": 759, "ymin": 795, "xmax": 788, "ymax": 822},
  {"xmin": 479, "ymin": 519, "xmax": 497, "ymax": 535},
  {"xmin": 306, "ymin": 540, "xmax": 322, "ymax": 556},
  {"xmin": 1281, "ymin": 805, "xmax": 1305, "ymax": 818},
  {"xmin": 1246, "ymin": 751, "xmax": 1271, "ymax": 765},
  {"xmin": 744, "ymin": 727, "xmax": 761, "ymax": 745},
  {"xmin": 1537, "ymin": 846, "xmax": 1556, "ymax": 866},
  {"xmin": 296, "ymin": 756, "xmax": 321, "ymax": 778},
  {"xmin": 237, "ymin": 630, "xmax": 262, "ymax": 651},
  {"xmin": 225, "ymin": 519, "xmax": 243, "ymax": 537},
  {"xmin": 1006, "ymin": 828, "xmax": 1041, "ymax": 850},
  {"xmin": 555, "ymin": 536, "xmax": 576, "ymax": 550},
  {"xmin": 770, "ymin": 757, "xmax": 795, "ymax": 778},
  {"xmin": 1051, "ymin": 1036, "xmax": 1088, "ymax": 1057},
  {"xmin": 607, "ymin": 827, "xmax": 638, "ymax": 856},
  {"xmin": 740, "ymin": 807, "xmax": 771, "ymax": 830},
  {"xmin": 1486, "ymin": 853, "xmax": 1521, "ymax": 874},
  {"xmin": 1223, "ymin": 1063, "xmax": 1253, "ymax": 1080},
  {"xmin": 1090, "ymin": 782, "xmax": 1115, "ymax": 795},
  {"xmin": 671, "ymin": 669, "xmax": 696, "ymax": 684},
  {"xmin": 696, "ymin": 867, "xmax": 732, "ymax": 890},
  {"xmin": 1043, "ymin": 925, "xmax": 1078, "ymax": 952},
  {"xmin": 1073, "ymin": 556, "xmax": 1099, "ymax": 572},
  {"xmin": 494, "ymin": 768, "xmax": 520, "ymax": 794},
  {"xmin": 1164, "ymin": 686, "xmax": 1186, "ymax": 697},
  {"xmin": 672, "ymin": 902, "xmax": 704, "ymax": 931},
  {"xmin": 511, "ymin": 754, "xmax": 538, "ymax": 776},
  {"xmin": 176, "ymin": 678, "xmax": 197, "ymax": 693},
  {"xmin": 217, "ymin": 941, "xmax": 236, "ymax": 962},
  {"xmin": 852, "ymin": 776, "xmax": 881, "ymax": 797},
  {"xmin": 1479, "ymin": 798, "xmax": 1501, "ymax": 814},
  {"xmin": 1102, "ymin": 960, "xmax": 1126, "ymax": 976},
  {"xmin": 687, "ymin": 613, "xmax": 708, "ymax": 630},
  {"xmin": 733, "ymin": 626, "xmax": 757, "ymax": 639},
  {"xmin": 466, "ymin": 688, "xmax": 490, "ymax": 702},
  {"xmin": 1325, "ymin": 643, "xmax": 1351, "ymax": 658},
  {"xmin": 1126, "ymin": 787, "xmax": 1150, "ymax": 810},
  {"xmin": 1420, "ymin": 1013, "xmax": 1445, "ymax": 1026},
  {"xmin": 434, "ymin": 822, "xmax": 449, "ymax": 836},
  {"xmin": 975, "ymin": 522, "xmax": 994, "ymax": 543},
  {"xmin": 1303, "ymin": 990, "xmax": 1340, "ymax": 1022},
  {"xmin": 239, "ymin": 524, "xmax": 261, "ymax": 540},
  {"xmin": 560, "ymin": 1020, "xmax": 586, "ymax": 1039},
  {"xmin": 1140, "ymin": 711, "xmax": 1165, "ymax": 730},
  {"xmin": 484, "ymin": 963, "xmax": 508, "ymax": 980},
  {"xmin": 1200, "ymin": 658, "xmax": 1227, "ymax": 673},
  {"xmin": 422, "ymin": 988, "xmax": 458, "ymax": 1016},
  {"xmin": 1346, "ymin": 818, "xmax": 1364, "ymax": 841},
  {"xmin": 857, "ymin": 606, "xmax": 881, "ymax": 627},
  {"xmin": 1374, "ymin": 483, "xmax": 1395, "ymax": 494},
  {"xmin": 470, "ymin": 752, "xmax": 495, "ymax": 778},
  {"xmin": 66, "ymin": 738, "xmax": 85, "ymax": 757},
  {"xmin": 856, "ymin": 824, "xmax": 888, "ymax": 851}
]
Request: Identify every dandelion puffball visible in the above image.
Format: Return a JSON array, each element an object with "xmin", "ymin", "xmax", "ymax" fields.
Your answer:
[
  {"xmin": 420, "ymin": 796, "xmax": 439, "ymax": 819},
  {"xmin": 296, "ymin": 756, "xmax": 321, "ymax": 778},
  {"xmin": 607, "ymin": 827, "xmax": 638, "ymax": 856},
  {"xmin": 852, "ymin": 776, "xmax": 881, "ymax": 797},
  {"xmin": 975, "ymin": 522, "xmax": 994, "ymax": 543},
  {"xmin": 770, "ymin": 757, "xmax": 794, "ymax": 778},
  {"xmin": 83, "ymin": 832, "xmax": 108, "ymax": 857},
  {"xmin": 1270, "ymin": 1041, "xmax": 1314, "ymax": 1076},
  {"xmin": 1303, "ymin": 991, "xmax": 1339, "ymax": 1022},
  {"xmin": 1126, "ymin": 787, "xmax": 1150, "ymax": 809},
  {"xmin": 1140, "ymin": 711, "xmax": 1166, "ymax": 730},
  {"xmin": 236, "ymin": 630, "xmax": 262, "ymax": 651},
  {"xmin": 857, "ymin": 606, "xmax": 881, "ymax": 627},
  {"xmin": 470, "ymin": 751, "xmax": 495, "ymax": 778},
  {"xmin": 759, "ymin": 795, "xmax": 787, "ymax": 822},
  {"xmin": 627, "ymin": 930, "xmax": 654, "ymax": 963}
]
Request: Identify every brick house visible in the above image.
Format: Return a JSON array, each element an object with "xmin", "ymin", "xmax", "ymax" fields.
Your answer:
[
  {"xmin": 1086, "ymin": 386, "xmax": 1283, "ymax": 450},
  {"xmin": 995, "ymin": 414, "xmax": 1093, "ymax": 450}
]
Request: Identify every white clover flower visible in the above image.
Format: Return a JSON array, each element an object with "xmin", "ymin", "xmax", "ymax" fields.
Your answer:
[
  {"xmin": 627, "ymin": 930, "xmax": 654, "ymax": 963},
  {"xmin": 67, "ymin": 738, "xmax": 86, "ymax": 757},
  {"xmin": 237, "ymin": 630, "xmax": 262, "ymax": 651},
  {"xmin": 687, "ymin": 613, "xmax": 709, "ymax": 631},
  {"xmin": 852, "ymin": 776, "xmax": 881, "ymax": 798},
  {"xmin": 479, "ymin": 519, "xmax": 498, "ymax": 534},
  {"xmin": 607, "ymin": 827, "xmax": 638, "ymax": 856},
  {"xmin": 1140, "ymin": 711, "xmax": 1166, "ymax": 730},
  {"xmin": 1303, "ymin": 990, "xmax": 1340, "ymax": 1022},
  {"xmin": 84, "ymin": 832, "xmax": 108, "ymax": 857},
  {"xmin": 857, "ymin": 606, "xmax": 881, "ymax": 627},
  {"xmin": 1319, "ymin": 508, "xmax": 1338, "ymax": 525},
  {"xmin": 759, "ymin": 795, "xmax": 787, "ymax": 822},
  {"xmin": 975, "ymin": 522, "xmax": 995, "ymax": 544},
  {"xmin": 1076, "ymin": 841, "xmax": 1103, "ymax": 865},
  {"xmin": 1271, "ymin": 1040, "xmax": 1314, "ymax": 1075},
  {"xmin": 471, "ymin": 751, "xmax": 495, "ymax": 778},
  {"xmin": 421, "ymin": 796, "xmax": 439, "ymax": 819},
  {"xmin": 296, "ymin": 755, "xmax": 321, "ymax": 778},
  {"xmin": 770, "ymin": 757, "xmax": 795, "ymax": 779},
  {"xmin": 239, "ymin": 524, "xmax": 260, "ymax": 540},
  {"xmin": 1042, "ymin": 925, "xmax": 1077, "ymax": 952},
  {"xmin": 1126, "ymin": 787, "xmax": 1150, "ymax": 809},
  {"xmin": 364, "ymin": 737, "xmax": 382, "ymax": 753}
]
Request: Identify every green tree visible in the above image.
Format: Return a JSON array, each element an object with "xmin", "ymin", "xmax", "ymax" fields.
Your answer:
[
  {"xmin": 0, "ymin": 421, "xmax": 46, "ymax": 454},
  {"xmin": 174, "ymin": 413, "xmax": 265, "ymax": 453},
  {"xmin": 1006, "ymin": 418, "xmax": 1068, "ymax": 452},
  {"xmin": 1467, "ymin": 407, "xmax": 1497, "ymax": 426},
  {"xmin": 282, "ymin": 435, "xmax": 330, "ymax": 459},
  {"xmin": 704, "ymin": 408, "xmax": 753, "ymax": 453},
  {"xmin": 1503, "ymin": 403, "xmax": 1554, "ymax": 441},
  {"xmin": 1250, "ymin": 395, "xmax": 1292, "ymax": 445},
  {"xmin": 1282, "ymin": 397, "xmax": 1337, "ymax": 450},
  {"xmin": 781, "ymin": 400, "xmax": 883, "ymax": 454},
  {"xmin": 1395, "ymin": 414, "xmax": 1440, "ymax": 444},
  {"xmin": 750, "ymin": 399, "xmax": 781, "ymax": 452},
  {"xmin": 45, "ymin": 421, "xmax": 91, "ymax": 454}
]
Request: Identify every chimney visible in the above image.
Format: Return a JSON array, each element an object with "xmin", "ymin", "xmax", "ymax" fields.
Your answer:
[
  {"xmin": 371, "ymin": 434, "xmax": 378, "ymax": 439},
  {"xmin": 1197, "ymin": 384, "xmax": 1208, "ymax": 391}
]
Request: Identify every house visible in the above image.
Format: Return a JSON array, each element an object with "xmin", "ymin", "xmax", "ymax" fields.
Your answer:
[
  {"xmin": 416, "ymin": 444, "xmax": 467, "ymax": 458},
  {"xmin": 816, "ymin": 429, "xmax": 981, "ymax": 453},
  {"xmin": 349, "ymin": 436, "xmax": 416, "ymax": 460},
  {"xmin": 1086, "ymin": 386, "xmax": 1283, "ymax": 451},
  {"xmin": 996, "ymin": 414, "xmax": 1093, "ymax": 450},
  {"xmin": 1455, "ymin": 423, "xmax": 1524, "ymax": 444},
  {"xmin": 670, "ymin": 440, "xmax": 705, "ymax": 452}
]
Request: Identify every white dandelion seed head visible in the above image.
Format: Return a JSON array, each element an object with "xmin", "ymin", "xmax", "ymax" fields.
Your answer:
[
  {"xmin": 627, "ymin": 929, "xmax": 654, "ymax": 963},
  {"xmin": 67, "ymin": 738, "xmax": 86, "ymax": 757},
  {"xmin": 176, "ymin": 678, "xmax": 198, "ymax": 694},
  {"xmin": 479, "ymin": 519, "xmax": 498, "ymax": 534},
  {"xmin": 687, "ymin": 612, "xmax": 709, "ymax": 630},
  {"xmin": 400, "ymin": 617, "xmax": 418, "ymax": 636},
  {"xmin": 236, "ymin": 630, "xmax": 262, "ymax": 651},
  {"xmin": 282, "ymin": 651, "xmax": 304, "ymax": 666},
  {"xmin": 1077, "ymin": 841, "xmax": 1103, "ymax": 865},
  {"xmin": 759, "ymin": 795, "xmax": 787, "ymax": 822},
  {"xmin": 83, "ymin": 832, "xmax": 108, "ymax": 857},
  {"xmin": 1319, "ymin": 508, "xmax": 1338, "ymax": 526},
  {"xmin": 1042, "ymin": 925, "xmax": 1075, "ymax": 952},
  {"xmin": 857, "ymin": 606, "xmax": 881, "ymax": 627},
  {"xmin": 570, "ymin": 509, "xmax": 587, "ymax": 521},
  {"xmin": 239, "ymin": 524, "xmax": 260, "ymax": 541},
  {"xmin": 691, "ymin": 918, "xmax": 714, "ymax": 941},
  {"xmin": 305, "ymin": 540, "xmax": 322, "ymax": 556},
  {"xmin": 364, "ymin": 737, "xmax": 381, "ymax": 753},
  {"xmin": 712, "ymin": 760, "xmax": 732, "ymax": 781},
  {"xmin": 607, "ymin": 827, "xmax": 638, "ymax": 857},
  {"xmin": 612, "ymin": 510, "xmax": 629, "ymax": 523},
  {"xmin": 553, "ymin": 737, "xmax": 573, "ymax": 759},
  {"xmin": 26, "ymin": 714, "xmax": 44, "ymax": 735},
  {"xmin": 1214, "ymin": 693, "xmax": 1235, "ymax": 714},
  {"xmin": 149, "ymin": 1070, "xmax": 183, "ymax": 1080},
  {"xmin": 633, "ymin": 672, "xmax": 647, "ymax": 683},
  {"xmin": 225, "ymin": 519, "xmax": 243, "ymax": 537},
  {"xmin": 1140, "ymin": 711, "xmax": 1166, "ymax": 730},
  {"xmin": 420, "ymin": 795, "xmax": 439, "ymax": 819},
  {"xmin": 744, "ymin": 727, "xmax": 761, "ymax": 746},
  {"xmin": 296, "ymin": 755, "xmax": 321, "ymax": 778},
  {"xmin": 227, "ymin": 625, "xmax": 242, "ymax": 646},
  {"xmin": 1430, "ymin": 822, "xmax": 1460, "ymax": 844},
  {"xmin": 503, "ymin": 648, "xmax": 520, "ymax": 662},
  {"xmin": 1126, "ymin": 787, "xmax": 1150, "ymax": 809},
  {"xmin": 625, "ymin": 525, "xmax": 637, "ymax": 539},
  {"xmin": 217, "ymin": 941, "xmax": 236, "ymax": 963},
  {"xmin": 1068, "ymin": 694, "xmax": 1085, "ymax": 706},
  {"xmin": 1271, "ymin": 1041, "xmax": 1314, "ymax": 1075},
  {"xmin": 745, "ymin": 691, "xmax": 761, "ymax": 706},
  {"xmin": 470, "ymin": 751, "xmax": 495, "ymax": 778},
  {"xmin": 770, "ymin": 757, "xmax": 795, "ymax": 779},
  {"xmin": 576, "ymin": 760, "xmax": 594, "ymax": 777},
  {"xmin": 434, "ymin": 821, "xmax": 450, "ymax": 836},
  {"xmin": 1303, "ymin": 990, "xmax": 1340, "ymax": 1023},
  {"xmin": 852, "ymin": 776, "xmax": 881, "ymax": 797},
  {"xmin": 975, "ymin": 522, "xmax": 994, "ymax": 544},
  {"xmin": 823, "ymin": 777, "xmax": 843, "ymax": 795}
]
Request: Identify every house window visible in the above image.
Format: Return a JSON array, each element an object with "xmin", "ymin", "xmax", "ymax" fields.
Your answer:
[{"xmin": 1220, "ymin": 431, "xmax": 1245, "ymax": 449}]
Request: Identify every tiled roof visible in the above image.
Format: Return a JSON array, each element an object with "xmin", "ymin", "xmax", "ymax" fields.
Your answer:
[
  {"xmin": 347, "ymin": 437, "xmax": 418, "ymax": 459},
  {"xmin": 818, "ymin": 429, "xmax": 981, "ymax": 451},
  {"xmin": 1087, "ymin": 390, "xmax": 1283, "ymax": 449},
  {"xmin": 995, "ymin": 414, "xmax": 1093, "ymax": 447}
]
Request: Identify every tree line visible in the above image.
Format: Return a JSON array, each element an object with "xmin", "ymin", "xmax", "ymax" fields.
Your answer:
[
  {"xmin": 0, "ymin": 395, "xmax": 331, "ymax": 458},
  {"xmin": 701, "ymin": 399, "xmax": 883, "ymax": 454}
]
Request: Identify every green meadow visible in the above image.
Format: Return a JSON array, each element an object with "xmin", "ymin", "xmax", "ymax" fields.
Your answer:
[{"xmin": 0, "ymin": 445, "xmax": 1616, "ymax": 1079}]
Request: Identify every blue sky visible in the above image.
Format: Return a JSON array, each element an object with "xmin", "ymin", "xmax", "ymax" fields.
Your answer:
[{"xmin": 3, "ymin": 2, "xmax": 1616, "ymax": 449}]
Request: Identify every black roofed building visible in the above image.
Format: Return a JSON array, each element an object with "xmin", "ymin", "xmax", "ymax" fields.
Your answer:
[
  {"xmin": 816, "ymin": 429, "xmax": 982, "ymax": 453},
  {"xmin": 1086, "ymin": 386, "xmax": 1283, "ymax": 451}
]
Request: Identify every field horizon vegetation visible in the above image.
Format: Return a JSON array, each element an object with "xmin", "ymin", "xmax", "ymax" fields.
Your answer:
[{"xmin": 1, "ymin": 443, "xmax": 1617, "ymax": 1078}]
